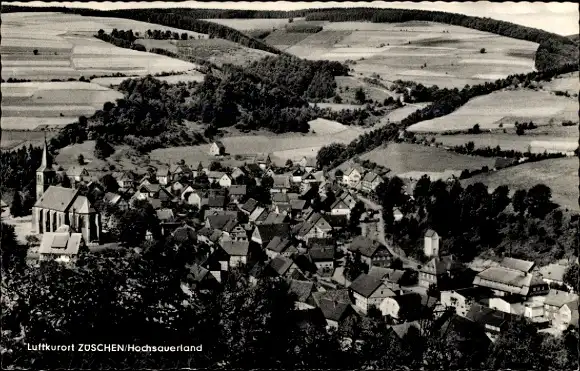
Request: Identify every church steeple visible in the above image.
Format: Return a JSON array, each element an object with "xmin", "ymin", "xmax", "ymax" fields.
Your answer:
[{"xmin": 36, "ymin": 133, "xmax": 56, "ymax": 201}]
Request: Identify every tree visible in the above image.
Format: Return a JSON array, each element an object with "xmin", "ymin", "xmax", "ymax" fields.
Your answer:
[
  {"xmin": 60, "ymin": 174, "xmax": 72, "ymax": 188},
  {"xmin": 9, "ymin": 192, "xmax": 23, "ymax": 217},
  {"xmin": 344, "ymin": 251, "xmax": 368, "ymax": 281},
  {"xmin": 563, "ymin": 264, "xmax": 579, "ymax": 292},
  {"xmin": 101, "ymin": 173, "xmax": 120, "ymax": 193},
  {"xmin": 209, "ymin": 161, "xmax": 222, "ymax": 171},
  {"xmin": 355, "ymin": 87, "xmax": 366, "ymax": 104},
  {"xmin": 94, "ymin": 137, "xmax": 115, "ymax": 159},
  {"xmin": 1, "ymin": 222, "xmax": 27, "ymax": 272},
  {"xmin": 33, "ymin": 49, "xmax": 38, "ymax": 55},
  {"xmin": 77, "ymin": 154, "xmax": 85, "ymax": 165},
  {"xmin": 98, "ymin": 29, "xmax": 105, "ymax": 37},
  {"xmin": 486, "ymin": 317, "xmax": 541, "ymax": 369},
  {"xmin": 285, "ymin": 159, "xmax": 293, "ymax": 167},
  {"xmin": 181, "ymin": 32, "xmax": 188, "ymax": 40},
  {"xmin": 480, "ymin": 48, "xmax": 486, "ymax": 53},
  {"xmin": 526, "ymin": 184, "xmax": 553, "ymax": 218},
  {"xmin": 512, "ymin": 189, "xmax": 528, "ymax": 215},
  {"xmin": 112, "ymin": 199, "xmax": 160, "ymax": 246}
]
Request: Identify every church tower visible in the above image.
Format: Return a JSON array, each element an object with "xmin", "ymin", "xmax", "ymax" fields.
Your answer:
[{"xmin": 36, "ymin": 136, "xmax": 56, "ymax": 201}]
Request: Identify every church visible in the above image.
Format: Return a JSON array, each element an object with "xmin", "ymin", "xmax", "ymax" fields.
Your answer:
[{"xmin": 31, "ymin": 141, "xmax": 101, "ymax": 244}]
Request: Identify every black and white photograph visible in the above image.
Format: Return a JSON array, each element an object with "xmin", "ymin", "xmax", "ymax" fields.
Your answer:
[{"xmin": 0, "ymin": 1, "xmax": 579, "ymax": 369}]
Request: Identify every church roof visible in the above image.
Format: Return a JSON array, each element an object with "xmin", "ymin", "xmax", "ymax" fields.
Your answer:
[
  {"xmin": 70, "ymin": 194, "xmax": 95, "ymax": 214},
  {"xmin": 34, "ymin": 186, "xmax": 78, "ymax": 212}
]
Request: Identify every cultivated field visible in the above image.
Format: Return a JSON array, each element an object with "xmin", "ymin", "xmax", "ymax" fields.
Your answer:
[
  {"xmin": 434, "ymin": 125, "xmax": 579, "ymax": 153},
  {"xmin": 1, "ymin": 81, "xmax": 123, "ymax": 142},
  {"xmin": 151, "ymin": 117, "xmax": 369, "ymax": 166},
  {"xmin": 360, "ymin": 142, "xmax": 498, "ymax": 174},
  {"xmin": 201, "ymin": 18, "xmax": 294, "ymax": 32},
  {"xmin": 406, "ymin": 89, "xmax": 577, "ymax": 133},
  {"xmin": 541, "ymin": 71, "xmax": 580, "ymax": 95},
  {"xmin": 463, "ymin": 157, "xmax": 579, "ymax": 212},
  {"xmin": 335, "ymin": 76, "xmax": 398, "ymax": 104},
  {"xmin": 0, "ymin": 130, "xmax": 59, "ymax": 151},
  {"xmin": 176, "ymin": 39, "xmax": 274, "ymax": 67},
  {"xmin": 1, "ymin": 12, "xmax": 201, "ymax": 81},
  {"xmin": 253, "ymin": 20, "xmax": 539, "ymax": 89}
]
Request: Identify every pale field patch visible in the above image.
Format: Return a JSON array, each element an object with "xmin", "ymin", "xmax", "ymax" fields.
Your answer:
[
  {"xmin": 542, "ymin": 72, "xmax": 580, "ymax": 94},
  {"xmin": 360, "ymin": 142, "xmax": 498, "ymax": 174},
  {"xmin": 1, "ymin": 60, "xmax": 71, "ymax": 67},
  {"xmin": 463, "ymin": 157, "xmax": 579, "ymax": 212},
  {"xmin": 407, "ymin": 90, "xmax": 577, "ymax": 133},
  {"xmin": 1, "ymin": 117, "xmax": 76, "ymax": 130}
]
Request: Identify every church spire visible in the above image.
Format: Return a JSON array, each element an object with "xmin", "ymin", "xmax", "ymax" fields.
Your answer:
[{"xmin": 38, "ymin": 132, "xmax": 53, "ymax": 171}]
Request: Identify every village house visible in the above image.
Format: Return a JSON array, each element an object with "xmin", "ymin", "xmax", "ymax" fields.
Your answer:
[
  {"xmin": 251, "ymin": 224, "xmax": 291, "ymax": 248},
  {"xmin": 308, "ymin": 246, "xmax": 335, "ymax": 274},
  {"xmin": 287, "ymin": 279, "xmax": 317, "ymax": 310},
  {"xmin": 473, "ymin": 257, "xmax": 549, "ymax": 298},
  {"xmin": 263, "ymin": 211, "xmax": 289, "ymax": 225},
  {"xmin": 349, "ymin": 273, "xmax": 396, "ymax": 314},
  {"xmin": 348, "ymin": 236, "xmax": 392, "ymax": 268},
  {"xmin": 293, "ymin": 212, "xmax": 333, "ymax": 243},
  {"xmin": 265, "ymin": 236, "xmax": 296, "ymax": 259},
  {"xmin": 133, "ymin": 183, "xmax": 173, "ymax": 204},
  {"xmin": 169, "ymin": 163, "xmax": 193, "ymax": 181},
  {"xmin": 183, "ymin": 263, "xmax": 220, "ymax": 291},
  {"xmin": 267, "ymin": 255, "xmax": 301, "ymax": 279},
  {"xmin": 543, "ymin": 290, "xmax": 580, "ymax": 330},
  {"xmin": 156, "ymin": 166, "xmax": 170, "ymax": 185},
  {"xmin": 538, "ymin": 263, "xmax": 571, "ymax": 290},
  {"xmin": 368, "ymin": 266, "xmax": 406, "ymax": 292},
  {"xmin": 183, "ymin": 188, "xmax": 207, "ymax": 208},
  {"xmin": 102, "ymin": 192, "xmax": 129, "ymax": 211},
  {"xmin": 289, "ymin": 199, "xmax": 308, "ymax": 220},
  {"xmin": 230, "ymin": 167, "xmax": 246, "ymax": 182},
  {"xmin": 38, "ymin": 225, "xmax": 84, "ymax": 266},
  {"xmin": 330, "ymin": 198, "xmax": 351, "ymax": 219},
  {"xmin": 418, "ymin": 255, "xmax": 464, "ymax": 290},
  {"xmin": 271, "ymin": 175, "xmax": 292, "ymax": 193},
  {"xmin": 207, "ymin": 196, "xmax": 226, "ymax": 212},
  {"xmin": 240, "ymin": 198, "xmax": 259, "ymax": 215},
  {"xmin": 361, "ymin": 171, "xmax": 383, "ymax": 193},
  {"xmin": 380, "ymin": 293, "xmax": 423, "ymax": 322},
  {"xmin": 466, "ymin": 303, "xmax": 521, "ymax": 342},
  {"xmin": 271, "ymin": 192, "xmax": 290, "ymax": 206},
  {"xmin": 218, "ymin": 173, "xmax": 233, "ymax": 188},
  {"xmin": 313, "ymin": 290, "xmax": 359, "ymax": 329},
  {"xmin": 255, "ymin": 153, "xmax": 271, "ymax": 170},
  {"xmin": 167, "ymin": 180, "xmax": 186, "ymax": 196},
  {"xmin": 207, "ymin": 171, "xmax": 226, "ymax": 184},
  {"xmin": 209, "ymin": 141, "xmax": 226, "ymax": 156},
  {"xmin": 114, "ymin": 170, "xmax": 139, "ymax": 189},
  {"xmin": 218, "ymin": 241, "xmax": 251, "ymax": 269},
  {"xmin": 66, "ymin": 166, "xmax": 90, "ymax": 185},
  {"xmin": 440, "ymin": 287, "xmax": 491, "ymax": 317},
  {"xmin": 228, "ymin": 185, "xmax": 247, "ymax": 203},
  {"xmin": 248, "ymin": 207, "xmax": 268, "ymax": 225},
  {"xmin": 342, "ymin": 166, "xmax": 364, "ymax": 189},
  {"xmin": 298, "ymin": 156, "xmax": 317, "ymax": 173}
]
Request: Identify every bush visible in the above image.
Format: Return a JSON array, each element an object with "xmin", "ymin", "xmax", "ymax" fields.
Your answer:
[{"xmin": 480, "ymin": 48, "xmax": 486, "ymax": 54}]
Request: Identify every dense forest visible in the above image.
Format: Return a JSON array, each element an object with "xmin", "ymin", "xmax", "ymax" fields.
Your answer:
[
  {"xmin": 317, "ymin": 62, "xmax": 578, "ymax": 170},
  {"xmin": 373, "ymin": 176, "xmax": 578, "ymax": 265},
  {"xmin": 1, "ymin": 221, "xmax": 578, "ymax": 370}
]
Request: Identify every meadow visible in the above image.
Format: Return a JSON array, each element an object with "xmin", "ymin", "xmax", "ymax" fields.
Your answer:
[
  {"xmin": 463, "ymin": 157, "xmax": 579, "ymax": 212},
  {"xmin": 176, "ymin": 39, "xmax": 274, "ymax": 67},
  {"xmin": 359, "ymin": 142, "xmax": 498, "ymax": 174},
  {"xmin": 434, "ymin": 125, "xmax": 579, "ymax": 153},
  {"xmin": 406, "ymin": 89, "xmax": 577, "ymax": 133},
  {"xmin": 246, "ymin": 20, "xmax": 540, "ymax": 89},
  {"xmin": 1, "ymin": 12, "xmax": 201, "ymax": 81}
]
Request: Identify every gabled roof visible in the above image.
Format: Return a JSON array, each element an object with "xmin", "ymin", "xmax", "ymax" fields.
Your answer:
[
  {"xmin": 544, "ymin": 290, "xmax": 579, "ymax": 308},
  {"xmin": 290, "ymin": 199, "xmax": 307, "ymax": 210},
  {"xmin": 156, "ymin": 166, "xmax": 170, "ymax": 176},
  {"xmin": 348, "ymin": 236, "xmax": 384, "ymax": 258},
  {"xmin": 425, "ymin": 229, "xmax": 438, "ymax": 238},
  {"xmin": 66, "ymin": 166, "xmax": 88, "ymax": 177},
  {"xmin": 301, "ymin": 157, "xmax": 317, "ymax": 167},
  {"xmin": 538, "ymin": 263, "xmax": 567, "ymax": 282},
  {"xmin": 362, "ymin": 171, "xmax": 380, "ymax": 183},
  {"xmin": 272, "ymin": 175, "xmax": 291, "ymax": 188},
  {"xmin": 266, "ymin": 236, "xmax": 293, "ymax": 253},
  {"xmin": 331, "ymin": 199, "xmax": 349, "ymax": 210},
  {"xmin": 186, "ymin": 263, "xmax": 210, "ymax": 282},
  {"xmin": 221, "ymin": 241, "xmax": 250, "ymax": 257},
  {"xmin": 207, "ymin": 171, "xmax": 226, "ymax": 179},
  {"xmin": 249, "ymin": 262, "xmax": 269, "ymax": 279},
  {"xmin": 39, "ymin": 230, "xmax": 83, "ymax": 256},
  {"xmin": 241, "ymin": 198, "xmax": 259, "ymax": 213},
  {"xmin": 169, "ymin": 163, "xmax": 191, "ymax": 174},
  {"xmin": 312, "ymin": 289, "xmax": 351, "ymax": 306},
  {"xmin": 140, "ymin": 183, "xmax": 161, "ymax": 193},
  {"xmin": 473, "ymin": 266, "xmax": 539, "ymax": 296},
  {"xmin": 287, "ymin": 279, "xmax": 315, "ymax": 303},
  {"xmin": 156, "ymin": 208, "xmax": 175, "ymax": 222},
  {"xmin": 268, "ymin": 255, "xmax": 295, "ymax": 276},
  {"xmin": 318, "ymin": 299, "xmax": 354, "ymax": 322},
  {"xmin": 263, "ymin": 212, "xmax": 287, "ymax": 225},
  {"xmin": 213, "ymin": 141, "xmax": 225, "ymax": 149},
  {"xmin": 70, "ymin": 194, "xmax": 95, "ymax": 214},
  {"xmin": 34, "ymin": 186, "xmax": 78, "ymax": 212},
  {"xmin": 249, "ymin": 206, "xmax": 267, "ymax": 223},
  {"xmin": 148, "ymin": 198, "xmax": 162, "ymax": 210},
  {"xmin": 500, "ymin": 257, "xmax": 535, "ymax": 273},
  {"xmin": 276, "ymin": 204, "xmax": 292, "ymax": 214},
  {"xmin": 255, "ymin": 224, "xmax": 291, "ymax": 243},
  {"xmin": 466, "ymin": 303, "xmax": 519, "ymax": 330},
  {"xmin": 207, "ymin": 196, "xmax": 226, "ymax": 208},
  {"xmin": 368, "ymin": 267, "xmax": 405, "ymax": 284},
  {"xmin": 309, "ymin": 246, "xmax": 335, "ymax": 262},
  {"xmin": 228, "ymin": 185, "xmax": 247, "ymax": 196},
  {"xmin": 206, "ymin": 214, "xmax": 237, "ymax": 232},
  {"xmin": 272, "ymin": 192, "xmax": 290, "ymax": 203},
  {"xmin": 349, "ymin": 273, "xmax": 391, "ymax": 298},
  {"xmin": 294, "ymin": 212, "xmax": 331, "ymax": 236}
]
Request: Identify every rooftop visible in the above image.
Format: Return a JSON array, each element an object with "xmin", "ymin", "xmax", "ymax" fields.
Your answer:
[{"xmin": 349, "ymin": 273, "xmax": 387, "ymax": 298}]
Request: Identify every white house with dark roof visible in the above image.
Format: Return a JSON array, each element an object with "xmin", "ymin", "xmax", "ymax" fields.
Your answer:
[
  {"xmin": 361, "ymin": 171, "xmax": 383, "ymax": 192},
  {"xmin": 209, "ymin": 141, "xmax": 226, "ymax": 156},
  {"xmin": 349, "ymin": 273, "xmax": 396, "ymax": 314},
  {"xmin": 38, "ymin": 225, "xmax": 84, "ymax": 265},
  {"xmin": 32, "ymin": 186, "xmax": 101, "ymax": 244}
]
